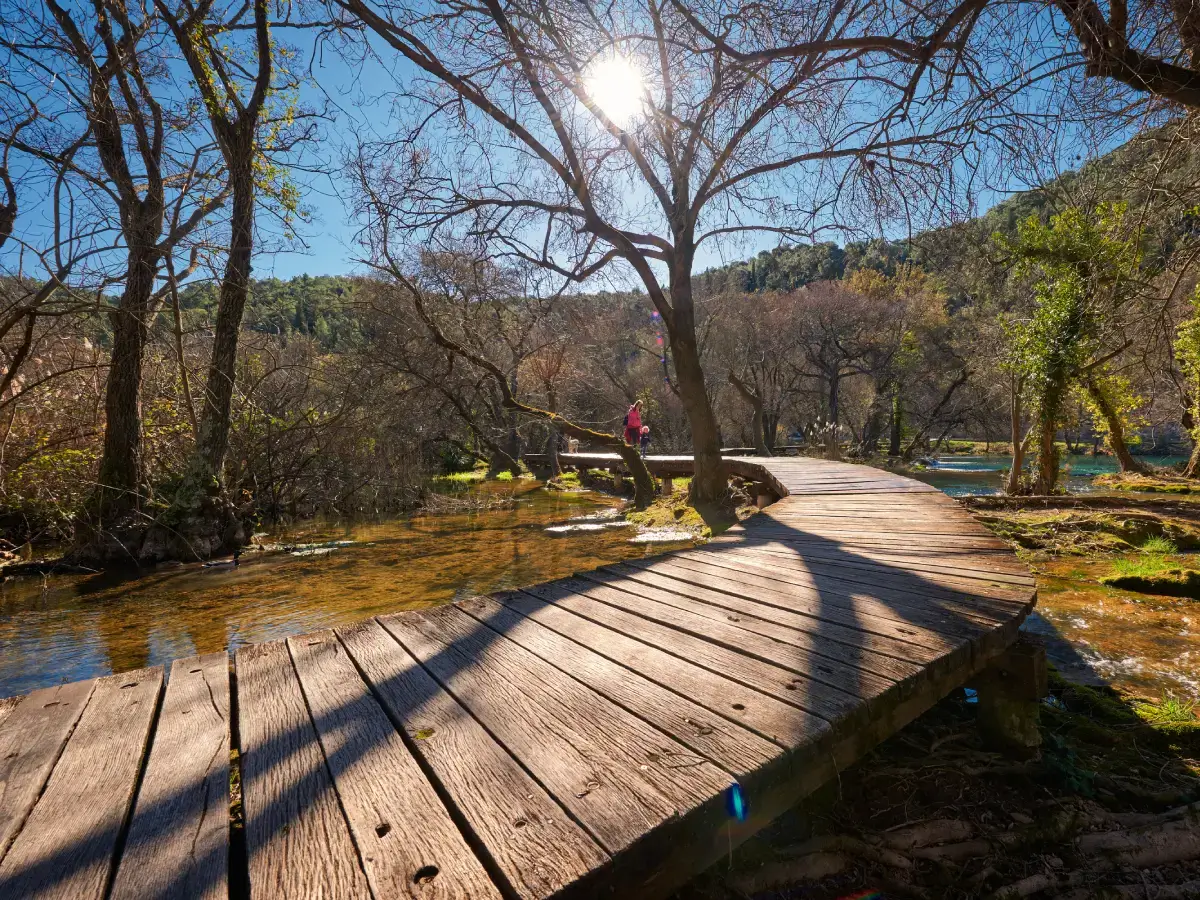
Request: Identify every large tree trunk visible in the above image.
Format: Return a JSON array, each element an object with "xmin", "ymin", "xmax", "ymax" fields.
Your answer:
[
  {"xmin": 666, "ymin": 276, "xmax": 725, "ymax": 503},
  {"xmin": 1086, "ymin": 378, "xmax": 1148, "ymax": 474},
  {"xmin": 544, "ymin": 384, "xmax": 561, "ymax": 477},
  {"xmin": 763, "ymin": 411, "xmax": 779, "ymax": 453},
  {"xmin": 1033, "ymin": 414, "xmax": 1059, "ymax": 494},
  {"xmin": 615, "ymin": 443, "xmax": 655, "ymax": 508},
  {"xmin": 93, "ymin": 241, "xmax": 159, "ymax": 516}
]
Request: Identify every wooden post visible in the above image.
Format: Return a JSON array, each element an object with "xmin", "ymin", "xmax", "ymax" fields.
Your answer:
[
  {"xmin": 972, "ymin": 635, "xmax": 1047, "ymax": 758},
  {"xmin": 660, "ymin": 476, "xmax": 674, "ymax": 496}
]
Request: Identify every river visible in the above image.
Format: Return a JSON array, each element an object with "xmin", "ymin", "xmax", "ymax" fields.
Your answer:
[{"xmin": 0, "ymin": 481, "xmax": 692, "ymax": 697}]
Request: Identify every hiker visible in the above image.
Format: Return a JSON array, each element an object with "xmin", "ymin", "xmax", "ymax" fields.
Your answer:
[
  {"xmin": 639, "ymin": 425, "xmax": 651, "ymax": 457},
  {"xmin": 623, "ymin": 400, "xmax": 642, "ymax": 445}
]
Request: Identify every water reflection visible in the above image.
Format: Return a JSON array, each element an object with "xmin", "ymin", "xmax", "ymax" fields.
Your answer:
[{"xmin": 0, "ymin": 482, "xmax": 689, "ymax": 697}]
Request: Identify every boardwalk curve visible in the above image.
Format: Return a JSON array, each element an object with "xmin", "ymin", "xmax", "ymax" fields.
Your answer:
[{"xmin": 0, "ymin": 455, "xmax": 1035, "ymax": 899}]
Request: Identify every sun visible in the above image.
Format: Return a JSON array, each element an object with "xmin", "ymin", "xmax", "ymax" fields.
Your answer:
[{"xmin": 584, "ymin": 55, "xmax": 646, "ymax": 128}]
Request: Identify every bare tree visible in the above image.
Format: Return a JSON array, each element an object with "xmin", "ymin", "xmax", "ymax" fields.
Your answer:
[
  {"xmin": 3, "ymin": 1, "xmax": 227, "ymax": 563},
  {"xmin": 334, "ymin": 0, "xmax": 1009, "ymax": 502}
]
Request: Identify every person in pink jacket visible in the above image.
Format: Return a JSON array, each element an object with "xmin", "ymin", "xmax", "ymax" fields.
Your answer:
[{"xmin": 623, "ymin": 400, "xmax": 642, "ymax": 445}]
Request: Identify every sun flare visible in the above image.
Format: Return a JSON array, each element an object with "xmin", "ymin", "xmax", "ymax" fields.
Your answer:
[{"xmin": 584, "ymin": 55, "xmax": 645, "ymax": 128}]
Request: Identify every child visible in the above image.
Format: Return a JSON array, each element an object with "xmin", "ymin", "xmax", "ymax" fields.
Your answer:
[{"xmin": 639, "ymin": 425, "xmax": 651, "ymax": 457}]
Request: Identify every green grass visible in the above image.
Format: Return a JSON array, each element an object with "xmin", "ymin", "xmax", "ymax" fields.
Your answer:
[
  {"xmin": 495, "ymin": 471, "xmax": 514, "ymax": 482},
  {"xmin": 1137, "ymin": 695, "xmax": 1199, "ymax": 726},
  {"xmin": 1140, "ymin": 535, "xmax": 1178, "ymax": 554},
  {"xmin": 433, "ymin": 470, "xmax": 485, "ymax": 484}
]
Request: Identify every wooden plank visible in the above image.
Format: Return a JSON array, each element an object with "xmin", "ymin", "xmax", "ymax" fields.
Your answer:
[
  {"xmin": 681, "ymin": 545, "xmax": 1033, "ymax": 608},
  {"xmin": 526, "ymin": 578, "xmax": 899, "ymax": 707},
  {"xmin": 646, "ymin": 555, "xmax": 1025, "ymax": 627},
  {"xmin": 0, "ymin": 667, "xmax": 162, "ymax": 900},
  {"xmin": 604, "ymin": 564, "xmax": 971, "ymax": 656},
  {"xmin": 576, "ymin": 569, "xmax": 934, "ymax": 683},
  {"xmin": 485, "ymin": 592, "xmax": 825, "ymax": 748},
  {"xmin": 0, "ymin": 679, "xmax": 95, "ymax": 862},
  {"xmin": 458, "ymin": 594, "xmax": 782, "ymax": 773},
  {"xmin": 518, "ymin": 580, "xmax": 862, "ymax": 727},
  {"xmin": 288, "ymin": 630, "xmax": 502, "ymax": 899},
  {"xmin": 726, "ymin": 540, "xmax": 1034, "ymax": 584},
  {"xmin": 338, "ymin": 618, "xmax": 610, "ymax": 900},
  {"xmin": 110, "ymin": 654, "xmax": 230, "ymax": 900},
  {"xmin": 623, "ymin": 558, "xmax": 1006, "ymax": 641},
  {"xmin": 0, "ymin": 696, "xmax": 21, "ymax": 730},
  {"xmin": 236, "ymin": 641, "xmax": 371, "ymax": 900},
  {"xmin": 380, "ymin": 605, "xmax": 733, "ymax": 855}
]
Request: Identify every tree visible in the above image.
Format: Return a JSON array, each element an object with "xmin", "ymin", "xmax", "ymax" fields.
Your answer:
[
  {"xmin": 153, "ymin": 0, "xmax": 307, "ymax": 559},
  {"xmin": 1004, "ymin": 204, "xmax": 1143, "ymax": 493},
  {"xmin": 337, "ymin": 0, "xmax": 1004, "ymax": 502},
  {"xmin": 3, "ymin": 1, "xmax": 228, "ymax": 563},
  {"xmin": 364, "ymin": 253, "xmax": 659, "ymax": 508}
]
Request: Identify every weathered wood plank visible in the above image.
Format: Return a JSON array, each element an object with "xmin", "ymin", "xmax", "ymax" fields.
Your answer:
[
  {"xmin": 236, "ymin": 641, "xmax": 371, "ymax": 900},
  {"xmin": 110, "ymin": 654, "xmax": 230, "ymax": 900},
  {"xmin": 603, "ymin": 564, "xmax": 970, "ymax": 657},
  {"xmin": 0, "ymin": 668, "xmax": 162, "ymax": 900},
  {"xmin": 538, "ymin": 576, "xmax": 907, "ymax": 702},
  {"xmin": 0, "ymin": 679, "xmax": 95, "ymax": 862},
  {"xmin": 576, "ymin": 569, "xmax": 931, "ymax": 684},
  {"xmin": 0, "ymin": 696, "xmax": 20, "ymax": 730},
  {"xmin": 338, "ymin": 618, "xmax": 611, "ymax": 899},
  {"xmin": 618, "ymin": 559, "xmax": 1000, "ymax": 644},
  {"xmin": 487, "ymin": 591, "xmax": 825, "ymax": 748},
  {"xmin": 380, "ymin": 605, "xmax": 733, "ymax": 855},
  {"xmin": 680, "ymin": 546, "xmax": 1033, "ymax": 609},
  {"xmin": 519, "ymin": 580, "xmax": 863, "ymax": 726},
  {"xmin": 288, "ymin": 630, "xmax": 502, "ymax": 899},
  {"xmin": 458, "ymin": 594, "xmax": 783, "ymax": 773}
]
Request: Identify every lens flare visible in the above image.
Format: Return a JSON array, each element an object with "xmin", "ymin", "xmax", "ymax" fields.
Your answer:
[{"xmin": 584, "ymin": 55, "xmax": 645, "ymax": 127}]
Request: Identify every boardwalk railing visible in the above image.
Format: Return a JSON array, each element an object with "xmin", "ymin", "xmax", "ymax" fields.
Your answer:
[{"xmin": 0, "ymin": 456, "xmax": 1036, "ymax": 900}]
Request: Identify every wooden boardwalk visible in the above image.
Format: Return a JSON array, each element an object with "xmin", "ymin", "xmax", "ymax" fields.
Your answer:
[{"xmin": 0, "ymin": 456, "xmax": 1036, "ymax": 900}]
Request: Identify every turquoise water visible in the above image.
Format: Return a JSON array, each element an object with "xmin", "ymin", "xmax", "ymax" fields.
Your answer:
[{"xmin": 910, "ymin": 453, "xmax": 1189, "ymax": 496}]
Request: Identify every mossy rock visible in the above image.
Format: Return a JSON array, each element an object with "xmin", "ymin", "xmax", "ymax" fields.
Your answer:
[
  {"xmin": 1101, "ymin": 568, "xmax": 1200, "ymax": 598},
  {"xmin": 1094, "ymin": 473, "xmax": 1200, "ymax": 494},
  {"xmin": 976, "ymin": 510, "xmax": 1200, "ymax": 555}
]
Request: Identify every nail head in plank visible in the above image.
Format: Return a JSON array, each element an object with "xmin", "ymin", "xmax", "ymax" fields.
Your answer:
[
  {"xmin": 0, "ymin": 679, "xmax": 96, "ymax": 862},
  {"xmin": 288, "ymin": 630, "xmax": 502, "ymax": 899},
  {"xmin": 0, "ymin": 668, "xmax": 162, "ymax": 900},
  {"xmin": 338, "ymin": 618, "xmax": 610, "ymax": 899},
  {"xmin": 236, "ymin": 641, "xmax": 372, "ymax": 900},
  {"xmin": 110, "ymin": 654, "xmax": 230, "ymax": 900}
]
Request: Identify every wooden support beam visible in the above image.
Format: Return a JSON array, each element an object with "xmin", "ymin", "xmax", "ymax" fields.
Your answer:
[
  {"xmin": 660, "ymin": 476, "xmax": 673, "ymax": 496},
  {"xmin": 970, "ymin": 635, "xmax": 1047, "ymax": 758}
]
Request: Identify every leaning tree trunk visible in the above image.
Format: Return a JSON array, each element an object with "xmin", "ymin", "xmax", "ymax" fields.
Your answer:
[
  {"xmin": 1185, "ymin": 434, "xmax": 1200, "ymax": 478},
  {"xmin": 1086, "ymin": 378, "xmax": 1148, "ymax": 474}
]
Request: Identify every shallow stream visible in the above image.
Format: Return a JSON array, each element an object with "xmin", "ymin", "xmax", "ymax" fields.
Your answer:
[{"xmin": 0, "ymin": 482, "xmax": 691, "ymax": 697}]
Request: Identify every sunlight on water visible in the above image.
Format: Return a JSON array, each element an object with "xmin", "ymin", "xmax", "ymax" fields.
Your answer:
[
  {"xmin": 1024, "ymin": 557, "xmax": 1199, "ymax": 700},
  {"xmin": 0, "ymin": 482, "xmax": 690, "ymax": 697}
]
